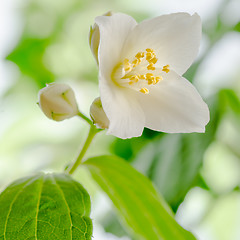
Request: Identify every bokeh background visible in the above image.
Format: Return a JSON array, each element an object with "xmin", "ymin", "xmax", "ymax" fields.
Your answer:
[{"xmin": 1, "ymin": 0, "xmax": 240, "ymax": 239}]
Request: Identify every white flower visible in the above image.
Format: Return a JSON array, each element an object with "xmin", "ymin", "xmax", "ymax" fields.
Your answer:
[
  {"xmin": 90, "ymin": 97, "xmax": 109, "ymax": 129},
  {"xmin": 38, "ymin": 83, "xmax": 78, "ymax": 121},
  {"xmin": 92, "ymin": 12, "xmax": 210, "ymax": 139}
]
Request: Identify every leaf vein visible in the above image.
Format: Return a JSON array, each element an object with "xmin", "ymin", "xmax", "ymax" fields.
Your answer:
[
  {"xmin": 50, "ymin": 175, "xmax": 73, "ymax": 240},
  {"xmin": 35, "ymin": 175, "xmax": 44, "ymax": 240}
]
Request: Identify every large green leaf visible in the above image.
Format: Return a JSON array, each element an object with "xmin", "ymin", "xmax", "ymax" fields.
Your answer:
[
  {"xmin": 84, "ymin": 155, "xmax": 196, "ymax": 240},
  {"xmin": 0, "ymin": 173, "xmax": 92, "ymax": 240}
]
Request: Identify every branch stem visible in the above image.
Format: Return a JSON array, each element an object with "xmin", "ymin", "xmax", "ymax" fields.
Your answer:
[
  {"xmin": 67, "ymin": 125, "xmax": 99, "ymax": 174},
  {"xmin": 77, "ymin": 111, "xmax": 92, "ymax": 125}
]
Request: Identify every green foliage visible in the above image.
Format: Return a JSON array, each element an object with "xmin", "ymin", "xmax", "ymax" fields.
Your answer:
[
  {"xmin": 219, "ymin": 89, "xmax": 240, "ymax": 116},
  {"xmin": 0, "ymin": 173, "xmax": 92, "ymax": 240},
  {"xmin": 234, "ymin": 21, "xmax": 240, "ymax": 32},
  {"xmin": 84, "ymin": 155, "xmax": 196, "ymax": 240},
  {"xmin": 6, "ymin": 38, "xmax": 55, "ymax": 88}
]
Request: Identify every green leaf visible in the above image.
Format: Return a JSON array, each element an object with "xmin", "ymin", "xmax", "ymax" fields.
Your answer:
[
  {"xmin": 219, "ymin": 89, "xmax": 240, "ymax": 115},
  {"xmin": 0, "ymin": 173, "xmax": 92, "ymax": 240},
  {"xmin": 84, "ymin": 155, "xmax": 196, "ymax": 240},
  {"xmin": 234, "ymin": 21, "xmax": 240, "ymax": 32},
  {"xmin": 6, "ymin": 38, "xmax": 55, "ymax": 88}
]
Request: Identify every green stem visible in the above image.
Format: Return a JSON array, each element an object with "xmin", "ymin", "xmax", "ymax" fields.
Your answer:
[
  {"xmin": 77, "ymin": 111, "xmax": 93, "ymax": 126},
  {"xmin": 67, "ymin": 125, "xmax": 99, "ymax": 175}
]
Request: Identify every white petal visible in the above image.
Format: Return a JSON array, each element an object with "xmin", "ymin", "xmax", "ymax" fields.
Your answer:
[
  {"xmin": 96, "ymin": 13, "xmax": 144, "ymax": 138},
  {"xmin": 96, "ymin": 13, "xmax": 137, "ymax": 78},
  {"xmin": 100, "ymin": 81, "xmax": 145, "ymax": 139},
  {"xmin": 122, "ymin": 12, "xmax": 201, "ymax": 75},
  {"xmin": 137, "ymin": 71, "xmax": 209, "ymax": 133}
]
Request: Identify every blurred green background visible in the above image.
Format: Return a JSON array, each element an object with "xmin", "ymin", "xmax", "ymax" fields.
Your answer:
[{"xmin": 0, "ymin": 0, "xmax": 240, "ymax": 239}]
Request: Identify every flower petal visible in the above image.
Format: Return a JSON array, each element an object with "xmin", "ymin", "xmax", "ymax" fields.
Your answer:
[
  {"xmin": 95, "ymin": 13, "xmax": 137, "ymax": 77},
  {"xmin": 137, "ymin": 71, "xmax": 209, "ymax": 133},
  {"xmin": 122, "ymin": 12, "xmax": 201, "ymax": 75},
  {"xmin": 96, "ymin": 13, "xmax": 144, "ymax": 139},
  {"xmin": 100, "ymin": 82, "xmax": 145, "ymax": 139}
]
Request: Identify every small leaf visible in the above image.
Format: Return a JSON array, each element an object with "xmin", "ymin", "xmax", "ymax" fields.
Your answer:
[
  {"xmin": 0, "ymin": 173, "xmax": 92, "ymax": 240},
  {"xmin": 84, "ymin": 155, "xmax": 196, "ymax": 240}
]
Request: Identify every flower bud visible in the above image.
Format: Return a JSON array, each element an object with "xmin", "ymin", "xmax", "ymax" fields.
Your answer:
[
  {"xmin": 38, "ymin": 83, "xmax": 78, "ymax": 121},
  {"xmin": 89, "ymin": 11, "xmax": 113, "ymax": 64},
  {"xmin": 90, "ymin": 97, "xmax": 109, "ymax": 129}
]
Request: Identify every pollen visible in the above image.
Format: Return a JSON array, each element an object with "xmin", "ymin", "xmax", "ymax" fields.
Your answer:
[
  {"xmin": 150, "ymin": 57, "xmax": 158, "ymax": 64},
  {"xmin": 155, "ymin": 76, "xmax": 163, "ymax": 83},
  {"xmin": 147, "ymin": 63, "xmax": 155, "ymax": 70},
  {"xmin": 162, "ymin": 64, "xmax": 170, "ymax": 73},
  {"xmin": 146, "ymin": 52, "xmax": 154, "ymax": 61},
  {"xmin": 118, "ymin": 48, "xmax": 169, "ymax": 94},
  {"xmin": 146, "ymin": 48, "xmax": 154, "ymax": 53},
  {"xmin": 146, "ymin": 73, "xmax": 155, "ymax": 85},
  {"xmin": 135, "ymin": 52, "xmax": 145, "ymax": 59},
  {"xmin": 146, "ymin": 73, "xmax": 154, "ymax": 79},
  {"xmin": 139, "ymin": 87, "xmax": 149, "ymax": 94},
  {"xmin": 132, "ymin": 59, "xmax": 141, "ymax": 67},
  {"xmin": 129, "ymin": 75, "xmax": 139, "ymax": 83},
  {"xmin": 123, "ymin": 59, "xmax": 132, "ymax": 72}
]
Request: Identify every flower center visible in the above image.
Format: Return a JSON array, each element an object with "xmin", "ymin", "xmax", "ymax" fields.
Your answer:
[{"xmin": 112, "ymin": 48, "xmax": 170, "ymax": 94}]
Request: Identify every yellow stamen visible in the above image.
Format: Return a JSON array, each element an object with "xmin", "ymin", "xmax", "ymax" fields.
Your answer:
[
  {"xmin": 162, "ymin": 64, "xmax": 170, "ymax": 73},
  {"xmin": 152, "ymin": 78, "xmax": 157, "ymax": 85},
  {"xmin": 146, "ymin": 73, "xmax": 154, "ymax": 79},
  {"xmin": 147, "ymin": 63, "xmax": 155, "ymax": 70},
  {"xmin": 123, "ymin": 59, "xmax": 132, "ymax": 72},
  {"xmin": 146, "ymin": 48, "xmax": 154, "ymax": 53},
  {"xmin": 150, "ymin": 57, "xmax": 158, "ymax": 64},
  {"xmin": 118, "ymin": 49, "xmax": 169, "ymax": 95},
  {"xmin": 132, "ymin": 59, "xmax": 141, "ymax": 67},
  {"xmin": 146, "ymin": 52, "xmax": 153, "ymax": 61},
  {"xmin": 135, "ymin": 52, "xmax": 145, "ymax": 59},
  {"xmin": 155, "ymin": 76, "xmax": 163, "ymax": 83},
  {"xmin": 145, "ymin": 73, "xmax": 154, "ymax": 85},
  {"xmin": 139, "ymin": 87, "xmax": 149, "ymax": 94},
  {"xmin": 129, "ymin": 75, "xmax": 139, "ymax": 82},
  {"xmin": 162, "ymin": 68, "xmax": 170, "ymax": 73},
  {"xmin": 163, "ymin": 64, "xmax": 170, "ymax": 68}
]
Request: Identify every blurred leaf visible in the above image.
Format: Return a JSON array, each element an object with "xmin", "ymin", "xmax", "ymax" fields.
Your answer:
[
  {"xmin": 84, "ymin": 155, "xmax": 196, "ymax": 240},
  {"xmin": 219, "ymin": 89, "xmax": 240, "ymax": 115},
  {"xmin": 110, "ymin": 138, "xmax": 135, "ymax": 161},
  {"xmin": 110, "ymin": 129, "xmax": 162, "ymax": 161},
  {"xmin": 6, "ymin": 38, "xmax": 55, "ymax": 87},
  {"xmin": 134, "ymin": 97, "xmax": 221, "ymax": 211},
  {"xmin": 233, "ymin": 22, "xmax": 240, "ymax": 32},
  {"xmin": 0, "ymin": 173, "xmax": 92, "ymax": 240},
  {"xmin": 102, "ymin": 212, "xmax": 129, "ymax": 238}
]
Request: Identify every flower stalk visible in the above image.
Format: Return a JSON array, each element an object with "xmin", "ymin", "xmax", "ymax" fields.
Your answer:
[
  {"xmin": 67, "ymin": 124, "xmax": 100, "ymax": 175},
  {"xmin": 78, "ymin": 111, "xmax": 93, "ymax": 126}
]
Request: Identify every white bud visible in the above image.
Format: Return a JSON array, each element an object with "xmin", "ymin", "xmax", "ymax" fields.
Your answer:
[
  {"xmin": 89, "ymin": 11, "xmax": 113, "ymax": 64},
  {"xmin": 90, "ymin": 97, "xmax": 109, "ymax": 129},
  {"xmin": 38, "ymin": 83, "xmax": 78, "ymax": 121}
]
